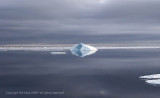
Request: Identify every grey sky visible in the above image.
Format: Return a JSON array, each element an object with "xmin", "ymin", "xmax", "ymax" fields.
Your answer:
[{"xmin": 0, "ymin": 0, "xmax": 160, "ymax": 44}]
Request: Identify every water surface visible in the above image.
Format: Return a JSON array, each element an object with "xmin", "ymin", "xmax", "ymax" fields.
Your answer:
[{"xmin": 0, "ymin": 49, "xmax": 160, "ymax": 98}]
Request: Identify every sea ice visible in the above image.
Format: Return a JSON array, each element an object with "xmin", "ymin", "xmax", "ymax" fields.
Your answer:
[
  {"xmin": 145, "ymin": 79, "xmax": 160, "ymax": 86},
  {"xmin": 140, "ymin": 74, "xmax": 160, "ymax": 86},
  {"xmin": 140, "ymin": 74, "xmax": 160, "ymax": 79}
]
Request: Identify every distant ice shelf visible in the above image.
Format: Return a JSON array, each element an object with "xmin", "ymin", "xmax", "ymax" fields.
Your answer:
[
  {"xmin": 97, "ymin": 46, "xmax": 160, "ymax": 49},
  {"xmin": 1, "ymin": 46, "xmax": 160, "ymax": 51},
  {"xmin": 0, "ymin": 47, "xmax": 70, "ymax": 51},
  {"xmin": 1, "ymin": 43, "xmax": 160, "ymax": 51}
]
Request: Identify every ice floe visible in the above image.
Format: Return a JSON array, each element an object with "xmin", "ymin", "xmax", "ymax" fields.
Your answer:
[
  {"xmin": 145, "ymin": 79, "xmax": 160, "ymax": 86},
  {"xmin": 140, "ymin": 74, "xmax": 160, "ymax": 79},
  {"xmin": 140, "ymin": 74, "xmax": 160, "ymax": 86},
  {"xmin": 51, "ymin": 52, "xmax": 66, "ymax": 55}
]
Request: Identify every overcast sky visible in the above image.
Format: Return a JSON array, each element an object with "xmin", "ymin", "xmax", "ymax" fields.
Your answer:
[{"xmin": 0, "ymin": 0, "xmax": 160, "ymax": 44}]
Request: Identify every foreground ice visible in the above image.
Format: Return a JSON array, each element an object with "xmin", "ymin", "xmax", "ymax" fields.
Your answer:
[
  {"xmin": 145, "ymin": 79, "xmax": 160, "ymax": 86},
  {"xmin": 140, "ymin": 74, "xmax": 160, "ymax": 86},
  {"xmin": 140, "ymin": 74, "xmax": 160, "ymax": 79}
]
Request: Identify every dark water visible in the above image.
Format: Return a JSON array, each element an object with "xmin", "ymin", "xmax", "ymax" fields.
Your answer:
[{"xmin": 0, "ymin": 49, "xmax": 160, "ymax": 98}]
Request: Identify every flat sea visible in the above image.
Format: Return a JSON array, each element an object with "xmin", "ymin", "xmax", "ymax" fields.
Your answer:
[{"xmin": 0, "ymin": 49, "xmax": 160, "ymax": 98}]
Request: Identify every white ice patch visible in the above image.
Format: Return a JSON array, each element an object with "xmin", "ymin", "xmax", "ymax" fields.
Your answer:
[
  {"xmin": 140, "ymin": 74, "xmax": 160, "ymax": 79},
  {"xmin": 140, "ymin": 74, "xmax": 160, "ymax": 86},
  {"xmin": 51, "ymin": 52, "xmax": 66, "ymax": 55},
  {"xmin": 145, "ymin": 79, "xmax": 160, "ymax": 86}
]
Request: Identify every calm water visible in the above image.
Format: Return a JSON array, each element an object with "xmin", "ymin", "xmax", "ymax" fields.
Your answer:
[{"xmin": 0, "ymin": 49, "xmax": 160, "ymax": 98}]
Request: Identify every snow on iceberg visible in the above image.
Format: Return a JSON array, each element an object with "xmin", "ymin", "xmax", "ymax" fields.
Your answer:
[{"xmin": 70, "ymin": 43, "xmax": 98, "ymax": 57}]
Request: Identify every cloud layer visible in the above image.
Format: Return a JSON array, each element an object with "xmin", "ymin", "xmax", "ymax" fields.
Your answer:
[{"xmin": 0, "ymin": 0, "xmax": 160, "ymax": 44}]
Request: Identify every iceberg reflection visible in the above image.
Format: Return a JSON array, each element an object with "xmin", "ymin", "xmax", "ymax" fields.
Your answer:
[
  {"xmin": 140, "ymin": 74, "xmax": 160, "ymax": 86},
  {"xmin": 71, "ymin": 50, "xmax": 97, "ymax": 57}
]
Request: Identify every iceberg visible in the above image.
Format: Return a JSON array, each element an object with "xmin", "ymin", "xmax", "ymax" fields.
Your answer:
[
  {"xmin": 70, "ymin": 43, "xmax": 97, "ymax": 51},
  {"xmin": 70, "ymin": 43, "xmax": 98, "ymax": 57}
]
